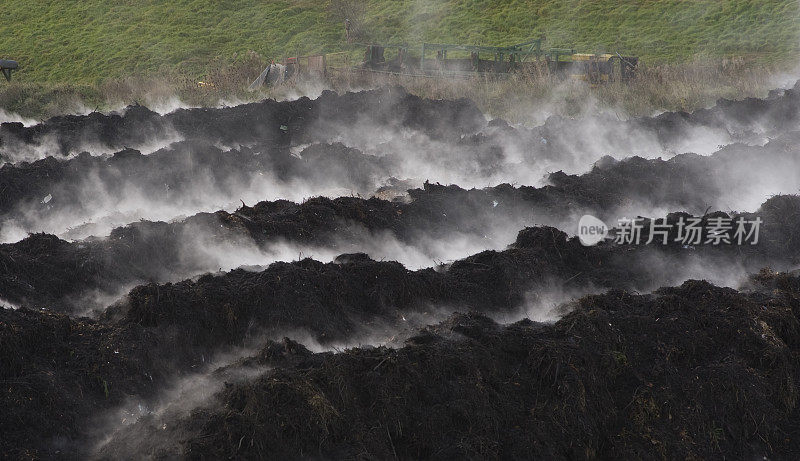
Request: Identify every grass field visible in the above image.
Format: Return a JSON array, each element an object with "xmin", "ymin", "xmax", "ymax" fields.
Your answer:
[
  {"xmin": 2, "ymin": 0, "xmax": 799, "ymax": 84},
  {"xmin": 1, "ymin": 1, "xmax": 798, "ymax": 120}
]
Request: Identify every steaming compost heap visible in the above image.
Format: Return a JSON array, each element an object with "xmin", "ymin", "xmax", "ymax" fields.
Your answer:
[{"xmin": 3, "ymin": 85, "xmax": 800, "ymax": 459}]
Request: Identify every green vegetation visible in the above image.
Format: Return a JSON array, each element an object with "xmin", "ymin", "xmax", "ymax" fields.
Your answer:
[
  {"xmin": 2, "ymin": 0, "xmax": 799, "ymax": 84},
  {"xmin": 0, "ymin": 1, "xmax": 797, "ymax": 120}
]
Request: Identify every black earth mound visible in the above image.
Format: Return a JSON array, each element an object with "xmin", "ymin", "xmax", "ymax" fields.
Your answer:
[
  {"xmin": 6, "ymin": 273, "xmax": 797, "ymax": 459},
  {"xmin": 4, "ymin": 82, "xmax": 800, "ymax": 161},
  {"xmin": 168, "ymin": 277, "xmax": 800, "ymax": 460},
  {"xmin": 0, "ymin": 87, "xmax": 484, "ymax": 159},
  {"xmin": 2, "ymin": 223, "xmax": 800, "ymax": 458},
  {"xmin": 2, "ymin": 188, "xmax": 799, "ymax": 313},
  {"xmin": 3, "ymin": 85, "xmax": 800, "ymax": 460},
  {"xmin": 4, "ymin": 98, "xmax": 800, "ymax": 232}
]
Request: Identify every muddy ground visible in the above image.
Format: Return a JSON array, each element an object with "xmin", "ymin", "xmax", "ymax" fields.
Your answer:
[{"xmin": 2, "ymin": 84, "xmax": 800, "ymax": 459}]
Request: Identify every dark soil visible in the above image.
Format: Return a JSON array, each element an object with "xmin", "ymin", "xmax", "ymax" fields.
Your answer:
[
  {"xmin": 3, "ymin": 178, "xmax": 799, "ymax": 314},
  {"xmin": 2, "ymin": 221, "xmax": 800, "ymax": 458},
  {"xmin": 4, "ymin": 81, "xmax": 799, "ymax": 162},
  {"xmin": 3, "ymin": 84, "xmax": 800, "ymax": 460},
  {"xmin": 0, "ymin": 87, "xmax": 485, "ymax": 159},
  {"xmin": 99, "ymin": 275, "xmax": 800, "ymax": 459},
  {"xmin": 4, "ymin": 94, "xmax": 800, "ymax": 232}
]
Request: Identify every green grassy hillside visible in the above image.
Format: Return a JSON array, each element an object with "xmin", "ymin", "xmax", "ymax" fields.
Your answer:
[{"xmin": 2, "ymin": 0, "xmax": 799, "ymax": 84}]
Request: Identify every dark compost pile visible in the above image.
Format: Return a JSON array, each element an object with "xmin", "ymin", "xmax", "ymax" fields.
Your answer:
[{"xmin": 3, "ymin": 84, "xmax": 800, "ymax": 459}]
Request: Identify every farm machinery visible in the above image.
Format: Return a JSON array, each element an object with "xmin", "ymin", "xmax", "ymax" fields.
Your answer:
[
  {"xmin": 359, "ymin": 40, "xmax": 638, "ymax": 83},
  {"xmin": 250, "ymin": 39, "xmax": 638, "ymax": 88}
]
